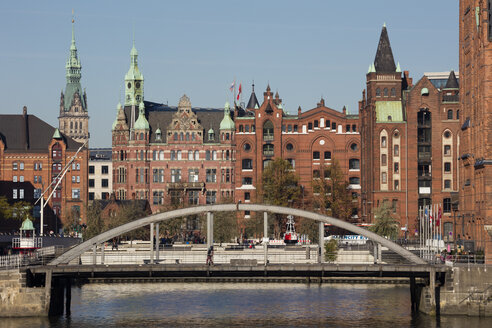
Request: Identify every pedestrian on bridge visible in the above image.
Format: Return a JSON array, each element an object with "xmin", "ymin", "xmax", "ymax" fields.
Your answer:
[{"xmin": 206, "ymin": 246, "xmax": 214, "ymax": 266}]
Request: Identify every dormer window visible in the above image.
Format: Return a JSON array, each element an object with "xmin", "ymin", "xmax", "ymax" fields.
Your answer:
[
  {"xmin": 208, "ymin": 130, "xmax": 215, "ymax": 141},
  {"xmin": 155, "ymin": 131, "xmax": 162, "ymax": 141}
]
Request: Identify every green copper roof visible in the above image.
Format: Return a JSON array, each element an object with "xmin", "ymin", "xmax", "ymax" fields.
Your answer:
[
  {"xmin": 134, "ymin": 102, "xmax": 149, "ymax": 130},
  {"xmin": 20, "ymin": 218, "xmax": 34, "ymax": 231},
  {"xmin": 63, "ymin": 20, "xmax": 86, "ymax": 112},
  {"xmin": 220, "ymin": 101, "xmax": 235, "ymax": 130},
  {"xmin": 53, "ymin": 128, "xmax": 62, "ymax": 139},
  {"xmin": 368, "ymin": 63, "xmax": 376, "ymax": 73},
  {"xmin": 375, "ymin": 101, "xmax": 404, "ymax": 122},
  {"xmin": 396, "ymin": 62, "xmax": 401, "ymax": 73}
]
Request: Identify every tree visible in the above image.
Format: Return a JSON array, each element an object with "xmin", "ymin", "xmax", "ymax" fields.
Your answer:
[
  {"xmin": 261, "ymin": 158, "xmax": 302, "ymax": 238},
  {"xmin": 324, "ymin": 239, "xmax": 338, "ymax": 262},
  {"xmin": 113, "ymin": 202, "xmax": 149, "ymax": 241},
  {"xmin": 85, "ymin": 201, "xmax": 104, "ymax": 239},
  {"xmin": 311, "ymin": 159, "xmax": 354, "ymax": 221},
  {"xmin": 370, "ymin": 202, "xmax": 400, "ymax": 239},
  {"xmin": 213, "ymin": 196, "xmax": 238, "ymax": 243},
  {"xmin": 0, "ymin": 196, "xmax": 32, "ymax": 221}
]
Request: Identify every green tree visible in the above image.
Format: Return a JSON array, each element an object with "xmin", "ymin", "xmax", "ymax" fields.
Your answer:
[
  {"xmin": 113, "ymin": 202, "xmax": 149, "ymax": 241},
  {"xmin": 324, "ymin": 239, "xmax": 338, "ymax": 262},
  {"xmin": 213, "ymin": 196, "xmax": 238, "ymax": 243},
  {"xmin": 0, "ymin": 196, "xmax": 32, "ymax": 220},
  {"xmin": 261, "ymin": 158, "xmax": 302, "ymax": 238},
  {"xmin": 311, "ymin": 159, "xmax": 354, "ymax": 221},
  {"xmin": 370, "ymin": 202, "xmax": 400, "ymax": 239}
]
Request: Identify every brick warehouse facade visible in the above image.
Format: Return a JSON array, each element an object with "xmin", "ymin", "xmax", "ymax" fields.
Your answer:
[
  {"xmin": 360, "ymin": 25, "xmax": 461, "ymax": 238},
  {"xmin": 234, "ymin": 85, "xmax": 361, "ymax": 219},
  {"xmin": 459, "ymin": 0, "xmax": 492, "ymax": 263},
  {"xmin": 0, "ymin": 107, "xmax": 88, "ymax": 233}
]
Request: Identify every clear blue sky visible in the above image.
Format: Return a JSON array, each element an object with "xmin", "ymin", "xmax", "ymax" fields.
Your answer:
[{"xmin": 0, "ymin": 1, "xmax": 458, "ymax": 148}]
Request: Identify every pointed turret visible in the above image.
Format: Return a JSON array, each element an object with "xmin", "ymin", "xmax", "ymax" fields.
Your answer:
[
  {"xmin": 112, "ymin": 102, "xmax": 123, "ymax": 130},
  {"xmin": 134, "ymin": 102, "xmax": 149, "ymax": 130},
  {"xmin": 125, "ymin": 37, "xmax": 144, "ymax": 106},
  {"xmin": 53, "ymin": 128, "xmax": 62, "ymax": 139},
  {"xmin": 374, "ymin": 24, "xmax": 396, "ymax": 73},
  {"xmin": 444, "ymin": 70, "xmax": 459, "ymax": 89},
  {"xmin": 63, "ymin": 18, "xmax": 86, "ymax": 111},
  {"xmin": 246, "ymin": 83, "xmax": 260, "ymax": 109},
  {"xmin": 220, "ymin": 101, "xmax": 235, "ymax": 130}
]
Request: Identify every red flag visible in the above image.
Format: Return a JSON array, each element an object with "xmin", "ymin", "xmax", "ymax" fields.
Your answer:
[
  {"xmin": 237, "ymin": 83, "xmax": 242, "ymax": 101},
  {"xmin": 437, "ymin": 205, "xmax": 442, "ymax": 226}
]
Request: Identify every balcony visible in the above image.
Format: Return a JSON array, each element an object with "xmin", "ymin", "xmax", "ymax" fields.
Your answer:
[{"xmin": 418, "ymin": 152, "xmax": 431, "ymax": 161}]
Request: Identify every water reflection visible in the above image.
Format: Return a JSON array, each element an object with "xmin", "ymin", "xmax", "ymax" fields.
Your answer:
[{"xmin": 3, "ymin": 283, "xmax": 492, "ymax": 328}]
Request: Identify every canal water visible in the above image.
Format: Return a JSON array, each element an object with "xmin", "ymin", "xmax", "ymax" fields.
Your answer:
[{"xmin": 3, "ymin": 283, "xmax": 492, "ymax": 327}]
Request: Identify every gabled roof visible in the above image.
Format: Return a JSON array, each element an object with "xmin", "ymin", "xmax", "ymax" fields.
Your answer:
[
  {"xmin": 374, "ymin": 25, "xmax": 396, "ymax": 73},
  {"xmin": 444, "ymin": 70, "xmax": 459, "ymax": 89},
  {"xmin": 0, "ymin": 113, "xmax": 83, "ymax": 152}
]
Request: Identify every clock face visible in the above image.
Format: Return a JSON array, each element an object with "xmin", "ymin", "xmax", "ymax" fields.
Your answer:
[
  {"xmin": 136, "ymin": 82, "xmax": 141, "ymax": 89},
  {"xmin": 127, "ymin": 82, "xmax": 131, "ymax": 89}
]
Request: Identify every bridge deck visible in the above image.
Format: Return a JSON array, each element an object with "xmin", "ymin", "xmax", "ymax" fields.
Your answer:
[{"xmin": 29, "ymin": 264, "xmax": 447, "ymax": 279}]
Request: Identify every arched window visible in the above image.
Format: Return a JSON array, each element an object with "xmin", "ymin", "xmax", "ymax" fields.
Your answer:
[
  {"xmin": 391, "ymin": 88, "xmax": 396, "ymax": 97},
  {"xmin": 139, "ymin": 133, "xmax": 144, "ymax": 140},
  {"xmin": 194, "ymin": 150, "xmax": 199, "ymax": 160},
  {"xmin": 174, "ymin": 132, "xmax": 178, "ymax": 141},
  {"xmin": 447, "ymin": 110, "xmax": 453, "ymax": 120},
  {"xmin": 263, "ymin": 121, "xmax": 274, "ymax": 141},
  {"xmin": 177, "ymin": 150, "xmax": 182, "ymax": 160},
  {"xmin": 186, "ymin": 132, "xmax": 190, "ymax": 141},
  {"xmin": 383, "ymin": 88, "xmax": 388, "ymax": 97},
  {"xmin": 206, "ymin": 150, "xmax": 211, "ymax": 160},
  {"xmin": 159, "ymin": 151, "xmax": 164, "ymax": 160},
  {"xmin": 263, "ymin": 144, "xmax": 274, "ymax": 156},
  {"xmin": 70, "ymin": 121, "xmax": 73, "ymax": 129},
  {"xmin": 239, "ymin": 125, "xmax": 244, "ymax": 132},
  {"xmin": 188, "ymin": 150, "xmax": 193, "ymax": 160},
  {"xmin": 180, "ymin": 132, "xmax": 184, "ymax": 141},
  {"xmin": 212, "ymin": 150, "xmax": 217, "ymax": 160},
  {"xmin": 381, "ymin": 136, "xmax": 387, "ymax": 148},
  {"xmin": 245, "ymin": 125, "xmax": 250, "ymax": 132},
  {"xmin": 376, "ymin": 88, "xmax": 381, "ymax": 97},
  {"xmin": 456, "ymin": 110, "xmax": 460, "ymax": 120}
]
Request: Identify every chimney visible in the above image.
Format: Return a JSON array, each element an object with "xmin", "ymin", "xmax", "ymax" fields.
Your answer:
[{"xmin": 22, "ymin": 106, "xmax": 27, "ymax": 116}]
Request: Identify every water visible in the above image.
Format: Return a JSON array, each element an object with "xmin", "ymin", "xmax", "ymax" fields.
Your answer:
[{"xmin": 3, "ymin": 283, "xmax": 492, "ymax": 328}]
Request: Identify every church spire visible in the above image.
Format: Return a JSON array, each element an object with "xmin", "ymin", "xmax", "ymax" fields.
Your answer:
[
  {"xmin": 63, "ymin": 15, "xmax": 86, "ymax": 111},
  {"xmin": 374, "ymin": 24, "xmax": 396, "ymax": 73}
]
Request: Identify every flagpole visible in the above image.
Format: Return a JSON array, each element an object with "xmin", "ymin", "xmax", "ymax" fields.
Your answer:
[
  {"xmin": 233, "ymin": 76, "xmax": 236, "ymax": 106},
  {"xmin": 419, "ymin": 206, "xmax": 422, "ymax": 258}
]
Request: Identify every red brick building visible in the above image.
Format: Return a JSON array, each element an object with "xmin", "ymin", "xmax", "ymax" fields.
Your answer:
[
  {"xmin": 0, "ymin": 106, "xmax": 88, "ymax": 233},
  {"xmin": 459, "ymin": 0, "xmax": 492, "ymax": 262},
  {"xmin": 360, "ymin": 25, "xmax": 461, "ymax": 237},
  {"xmin": 234, "ymin": 85, "xmax": 361, "ymax": 218}
]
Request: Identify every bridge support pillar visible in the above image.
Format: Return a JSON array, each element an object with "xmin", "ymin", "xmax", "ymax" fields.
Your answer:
[
  {"xmin": 92, "ymin": 245, "xmax": 96, "ymax": 265},
  {"xmin": 207, "ymin": 212, "xmax": 214, "ymax": 251},
  {"xmin": 101, "ymin": 243, "xmax": 105, "ymax": 265},
  {"xmin": 410, "ymin": 275, "xmax": 417, "ymax": 312},
  {"xmin": 65, "ymin": 278, "xmax": 71, "ymax": 316},
  {"xmin": 155, "ymin": 223, "xmax": 160, "ymax": 262},
  {"xmin": 373, "ymin": 243, "xmax": 382, "ymax": 264},
  {"xmin": 319, "ymin": 221, "xmax": 324, "ymax": 263},
  {"xmin": 150, "ymin": 223, "xmax": 154, "ymax": 264},
  {"xmin": 264, "ymin": 212, "xmax": 268, "ymax": 265}
]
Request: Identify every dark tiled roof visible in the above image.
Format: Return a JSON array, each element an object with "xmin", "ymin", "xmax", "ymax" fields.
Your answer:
[
  {"xmin": 0, "ymin": 114, "xmax": 83, "ymax": 152},
  {"xmin": 96, "ymin": 199, "xmax": 149, "ymax": 212},
  {"xmin": 374, "ymin": 26, "xmax": 396, "ymax": 73},
  {"xmin": 124, "ymin": 101, "xmax": 227, "ymax": 144},
  {"xmin": 90, "ymin": 148, "xmax": 112, "ymax": 161},
  {"xmin": 246, "ymin": 91, "xmax": 259, "ymax": 109},
  {"xmin": 444, "ymin": 70, "xmax": 459, "ymax": 89}
]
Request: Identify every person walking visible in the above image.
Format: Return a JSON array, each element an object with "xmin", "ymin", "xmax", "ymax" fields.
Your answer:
[{"xmin": 206, "ymin": 246, "xmax": 214, "ymax": 265}]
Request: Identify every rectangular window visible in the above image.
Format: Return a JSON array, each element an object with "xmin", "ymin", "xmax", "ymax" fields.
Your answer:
[
  {"xmin": 102, "ymin": 179, "xmax": 109, "ymax": 188},
  {"xmin": 392, "ymin": 199, "xmax": 397, "ymax": 213},
  {"xmin": 89, "ymin": 179, "xmax": 95, "ymax": 188},
  {"xmin": 394, "ymin": 162, "xmax": 399, "ymax": 173},
  {"xmin": 153, "ymin": 191, "xmax": 164, "ymax": 205},
  {"xmin": 188, "ymin": 190, "xmax": 199, "ymax": 205},
  {"xmin": 444, "ymin": 179, "xmax": 451, "ymax": 189},
  {"xmin": 102, "ymin": 192, "xmax": 109, "ymax": 200},
  {"xmin": 89, "ymin": 165, "xmax": 95, "ymax": 174},
  {"xmin": 381, "ymin": 136, "xmax": 387, "ymax": 148},
  {"xmin": 381, "ymin": 154, "xmax": 387, "ymax": 166},
  {"xmin": 13, "ymin": 162, "xmax": 18, "ymax": 170},
  {"xmin": 19, "ymin": 162, "xmax": 24, "ymax": 170},
  {"xmin": 188, "ymin": 169, "xmax": 199, "ymax": 183},
  {"xmin": 287, "ymin": 158, "xmax": 295, "ymax": 169},
  {"xmin": 331, "ymin": 122, "xmax": 336, "ymax": 130},
  {"xmin": 102, "ymin": 165, "xmax": 109, "ymax": 174},
  {"xmin": 13, "ymin": 176, "xmax": 17, "ymax": 183},
  {"xmin": 206, "ymin": 191, "xmax": 217, "ymax": 204},
  {"xmin": 89, "ymin": 192, "xmax": 95, "ymax": 201},
  {"xmin": 171, "ymin": 150, "xmax": 176, "ymax": 160},
  {"xmin": 444, "ymin": 162, "xmax": 451, "ymax": 173},
  {"xmin": 153, "ymin": 169, "xmax": 159, "ymax": 183},
  {"xmin": 76, "ymin": 176, "xmax": 80, "ymax": 183},
  {"xmin": 72, "ymin": 188, "xmax": 80, "ymax": 199},
  {"xmin": 72, "ymin": 176, "xmax": 76, "ymax": 183},
  {"xmin": 382, "ymin": 172, "xmax": 387, "ymax": 184},
  {"xmin": 245, "ymin": 192, "xmax": 251, "ymax": 201},
  {"xmin": 13, "ymin": 189, "xmax": 17, "ymax": 199},
  {"xmin": 394, "ymin": 145, "xmax": 399, "ymax": 156},
  {"xmin": 34, "ymin": 176, "xmax": 38, "ymax": 183},
  {"xmin": 394, "ymin": 180, "xmax": 399, "ymax": 190},
  {"xmin": 444, "ymin": 145, "xmax": 451, "ymax": 156},
  {"xmin": 171, "ymin": 169, "xmax": 181, "ymax": 183},
  {"xmin": 313, "ymin": 170, "xmax": 320, "ymax": 178},
  {"xmin": 206, "ymin": 169, "xmax": 217, "ymax": 183},
  {"xmin": 242, "ymin": 177, "xmax": 253, "ymax": 185},
  {"xmin": 443, "ymin": 198, "xmax": 451, "ymax": 213},
  {"xmin": 313, "ymin": 151, "xmax": 320, "ymax": 160},
  {"xmin": 34, "ymin": 188, "xmax": 42, "ymax": 199},
  {"xmin": 324, "ymin": 151, "xmax": 332, "ymax": 160},
  {"xmin": 19, "ymin": 189, "xmax": 24, "ymax": 199}
]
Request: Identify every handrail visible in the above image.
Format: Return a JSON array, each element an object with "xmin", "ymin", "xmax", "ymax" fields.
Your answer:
[{"xmin": 459, "ymin": 285, "xmax": 492, "ymax": 304}]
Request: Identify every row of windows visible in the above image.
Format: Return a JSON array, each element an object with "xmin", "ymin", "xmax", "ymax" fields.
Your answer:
[
  {"xmin": 446, "ymin": 109, "xmax": 459, "ymax": 120},
  {"xmin": 238, "ymin": 124, "xmax": 256, "ymax": 133},
  {"xmin": 12, "ymin": 162, "xmax": 24, "ymax": 170},
  {"xmin": 71, "ymin": 176, "xmax": 81, "ymax": 183},
  {"xmin": 88, "ymin": 179, "xmax": 109, "ymax": 188},
  {"xmin": 128, "ymin": 149, "xmax": 232, "ymax": 161},
  {"xmin": 375, "ymin": 87, "xmax": 397, "ymax": 97},
  {"xmin": 152, "ymin": 190, "xmax": 229, "ymax": 206},
  {"xmin": 89, "ymin": 165, "xmax": 109, "ymax": 175},
  {"xmin": 88, "ymin": 192, "xmax": 110, "ymax": 201}
]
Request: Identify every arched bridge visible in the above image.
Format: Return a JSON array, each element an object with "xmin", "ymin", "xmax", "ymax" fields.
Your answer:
[{"xmin": 50, "ymin": 204, "xmax": 426, "ymax": 265}]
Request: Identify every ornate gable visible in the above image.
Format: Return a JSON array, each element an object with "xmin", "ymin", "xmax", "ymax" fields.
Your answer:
[{"xmin": 167, "ymin": 95, "xmax": 203, "ymax": 143}]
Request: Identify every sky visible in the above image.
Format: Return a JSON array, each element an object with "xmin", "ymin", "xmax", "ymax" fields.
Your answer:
[{"xmin": 0, "ymin": 0, "xmax": 459, "ymax": 148}]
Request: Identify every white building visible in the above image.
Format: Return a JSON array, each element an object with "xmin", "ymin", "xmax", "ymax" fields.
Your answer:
[{"xmin": 89, "ymin": 149, "xmax": 112, "ymax": 201}]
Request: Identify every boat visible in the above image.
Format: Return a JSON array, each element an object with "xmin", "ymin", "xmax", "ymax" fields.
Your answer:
[{"xmin": 283, "ymin": 215, "xmax": 299, "ymax": 244}]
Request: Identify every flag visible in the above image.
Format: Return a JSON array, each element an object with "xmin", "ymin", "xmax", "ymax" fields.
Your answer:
[
  {"xmin": 237, "ymin": 83, "xmax": 242, "ymax": 100},
  {"xmin": 229, "ymin": 81, "xmax": 235, "ymax": 92},
  {"xmin": 429, "ymin": 207, "xmax": 433, "ymax": 224},
  {"xmin": 424, "ymin": 206, "xmax": 428, "ymax": 221},
  {"xmin": 437, "ymin": 205, "xmax": 442, "ymax": 227}
]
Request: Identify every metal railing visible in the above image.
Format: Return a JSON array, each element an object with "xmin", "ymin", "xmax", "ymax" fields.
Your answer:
[{"xmin": 12, "ymin": 237, "xmax": 43, "ymax": 249}]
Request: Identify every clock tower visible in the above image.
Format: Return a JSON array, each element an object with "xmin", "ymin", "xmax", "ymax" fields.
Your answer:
[
  {"xmin": 124, "ymin": 39, "xmax": 144, "ymax": 107},
  {"xmin": 59, "ymin": 17, "xmax": 89, "ymax": 144}
]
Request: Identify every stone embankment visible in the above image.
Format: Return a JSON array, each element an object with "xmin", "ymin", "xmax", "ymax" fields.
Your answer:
[{"xmin": 0, "ymin": 269, "xmax": 49, "ymax": 317}]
